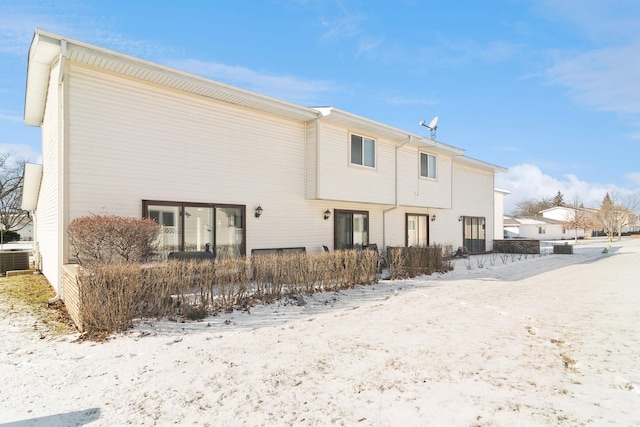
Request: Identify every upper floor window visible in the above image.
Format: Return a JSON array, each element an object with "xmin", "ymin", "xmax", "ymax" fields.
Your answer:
[
  {"xmin": 420, "ymin": 152, "xmax": 437, "ymax": 179},
  {"xmin": 350, "ymin": 134, "xmax": 376, "ymax": 168}
]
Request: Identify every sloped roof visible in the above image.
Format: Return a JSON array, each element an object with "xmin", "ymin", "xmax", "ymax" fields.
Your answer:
[
  {"xmin": 504, "ymin": 216, "xmax": 564, "ymax": 226},
  {"xmin": 25, "ymin": 29, "xmax": 320, "ymax": 126},
  {"xmin": 24, "ymin": 29, "xmax": 505, "ymax": 170}
]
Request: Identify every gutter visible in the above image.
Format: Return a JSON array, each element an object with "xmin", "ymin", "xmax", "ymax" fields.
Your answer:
[{"xmin": 382, "ymin": 135, "xmax": 412, "ymax": 249}]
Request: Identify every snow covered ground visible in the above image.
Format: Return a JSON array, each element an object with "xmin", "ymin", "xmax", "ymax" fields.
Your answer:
[{"xmin": 1, "ymin": 237, "xmax": 639, "ymax": 426}]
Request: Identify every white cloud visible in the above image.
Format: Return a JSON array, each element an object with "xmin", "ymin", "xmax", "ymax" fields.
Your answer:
[
  {"xmin": 625, "ymin": 172, "xmax": 640, "ymax": 186},
  {"xmin": 0, "ymin": 143, "xmax": 41, "ymax": 163},
  {"xmin": 547, "ymin": 45, "xmax": 640, "ymax": 115},
  {"xmin": 0, "ymin": 111, "xmax": 21, "ymax": 122},
  {"xmin": 174, "ymin": 59, "xmax": 340, "ymax": 106},
  {"xmin": 496, "ymin": 163, "xmax": 632, "ymax": 214},
  {"xmin": 383, "ymin": 95, "xmax": 439, "ymax": 107}
]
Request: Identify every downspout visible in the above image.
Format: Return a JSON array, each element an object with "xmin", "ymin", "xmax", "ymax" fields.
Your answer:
[
  {"xmin": 382, "ymin": 135, "xmax": 412, "ymax": 249},
  {"xmin": 48, "ymin": 39, "xmax": 67, "ymax": 304}
]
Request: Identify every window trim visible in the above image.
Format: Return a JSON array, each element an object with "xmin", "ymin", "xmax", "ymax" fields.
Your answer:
[
  {"xmin": 419, "ymin": 152, "xmax": 437, "ymax": 179},
  {"xmin": 142, "ymin": 200, "xmax": 246, "ymax": 256},
  {"xmin": 349, "ymin": 132, "xmax": 376, "ymax": 169}
]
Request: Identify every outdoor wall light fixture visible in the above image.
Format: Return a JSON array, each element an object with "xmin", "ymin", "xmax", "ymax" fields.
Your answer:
[
  {"xmin": 255, "ymin": 205, "xmax": 263, "ymax": 218},
  {"xmin": 458, "ymin": 216, "xmax": 463, "ymax": 222},
  {"xmin": 431, "ymin": 214, "xmax": 436, "ymax": 222},
  {"xmin": 324, "ymin": 209, "xmax": 332, "ymax": 220}
]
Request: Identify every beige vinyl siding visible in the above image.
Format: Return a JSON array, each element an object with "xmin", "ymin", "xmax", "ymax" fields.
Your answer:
[
  {"xmin": 452, "ymin": 162, "xmax": 495, "ymax": 250},
  {"xmin": 305, "ymin": 120, "xmax": 317, "ymax": 200},
  {"xmin": 65, "ymin": 64, "xmax": 327, "ymax": 253},
  {"xmin": 316, "ymin": 122, "xmax": 395, "ymax": 205},
  {"xmin": 397, "ymin": 148, "xmax": 452, "ymax": 208},
  {"xmin": 37, "ymin": 60, "xmax": 62, "ymax": 292}
]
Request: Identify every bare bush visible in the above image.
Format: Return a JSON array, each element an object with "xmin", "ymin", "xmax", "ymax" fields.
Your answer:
[
  {"xmin": 464, "ymin": 258, "xmax": 473, "ymax": 270},
  {"xmin": 387, "ymin": 245, "xmax": 452, "ymax": 279},
  {"xmin": 76, "ymin": 249, "xmax": 380, "ymax": 334},
  {"xmin": 476, "ymin": 256, "xmax": 487, "ymax": 268},
  {"xmin": 500, "ymin": 254, "xmax": 509, "ymax": 264},
  {"xmin": 68, "ymin": 215, "xmax": 160, "ymax": 265},
  {"xmin": 489, "ymin": 253, "xmax": 497, "ymax": 266}
]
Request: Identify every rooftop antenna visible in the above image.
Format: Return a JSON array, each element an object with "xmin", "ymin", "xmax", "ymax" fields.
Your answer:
[{"xmin": 419, "ymin": 116, "xmax": 438, "ymax": 139}]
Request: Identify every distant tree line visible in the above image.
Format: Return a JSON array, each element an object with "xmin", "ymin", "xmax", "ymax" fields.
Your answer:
[{"xmin": 511, "ymin": 189, "xmax": 639, "ymax": 242}]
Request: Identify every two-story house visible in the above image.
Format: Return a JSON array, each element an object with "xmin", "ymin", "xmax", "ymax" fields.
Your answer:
[{"xmin": 22, "ymin": 29, "xmax": 505, "ymax": 295}]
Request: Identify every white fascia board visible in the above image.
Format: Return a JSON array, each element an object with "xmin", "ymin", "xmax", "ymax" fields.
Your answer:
[{"xmin": 21, "ymin": 163, "xmax": 43, "ymax": 211}]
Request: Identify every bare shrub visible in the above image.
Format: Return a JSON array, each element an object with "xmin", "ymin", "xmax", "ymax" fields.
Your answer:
[
  {"xmin": 77, "ymin": 263, "xmax": 143, "ymax": 332},
  {"xmin": 475, "ymin": 256, "xmax": 486, "ymax": 268},
  {"xmin": 76, "ymin": 249, "xmax": 381, "ymax": 335},
  {"xmin": 387, "ymin": 245, "xmax": 451, "ymax": 279},
  {"xmin": 68, "ymin": 215, "xmax": 160, "ymax": 265},
  {"xmin": 500, "ymin": 254, "xmax": 509, "ymax": 264},
  {"xmin": 489, "ymin": 253, "xmax": 497, "ymax": 266},
  {"xmin": 464, "ymin": 258, "xmax": 473, "ymax": 270}
]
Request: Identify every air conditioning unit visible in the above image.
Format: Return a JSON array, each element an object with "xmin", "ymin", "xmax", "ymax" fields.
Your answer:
[{"xmin": 0, "ymin": 250, "xmax": 30, "ymax": 274}]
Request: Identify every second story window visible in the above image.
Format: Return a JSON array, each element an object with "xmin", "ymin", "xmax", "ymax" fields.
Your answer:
[
  {"xmin": 420, "ymin": 152, "xmax": 437, "ymax": 179},
  {"xmin": 351, "ymin": 134, "xmax": 376, "ymax": 168}
]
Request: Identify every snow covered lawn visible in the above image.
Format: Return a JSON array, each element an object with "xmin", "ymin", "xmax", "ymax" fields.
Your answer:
[{"xmin": 1, "ymin": 238, "xmax": 639, "ymax": 426}]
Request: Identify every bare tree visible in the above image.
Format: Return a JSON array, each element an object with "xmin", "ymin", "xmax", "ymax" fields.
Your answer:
[
  {"xmin": 596, "ymin": 192, "xmax": 636, "ymax": 241},
  {"xmin": 552, "ymin": 191, "xmax": 565, "ymax": 207},
  {"xmin": 562, "ymin": 195, "xmax": 595, "ymax": 242},
  {"xmin": 513, "ymin": 196, "xmax": 554, "ymax": 217},
  {"xmin": 0, "ymin": 152, "xmax": 28, "ymax": 232}
]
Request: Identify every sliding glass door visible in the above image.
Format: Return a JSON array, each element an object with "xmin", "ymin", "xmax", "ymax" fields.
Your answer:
[
  {"xmin": 463, "ymin": 216, "xmax": 486, "ymax": 253},
  {"xmin": 144, "ymin": 200, "xmax": 245, "ymax": 258},
  {"xmin": 406, "ymin": 214, "xmax": 429, "ymax": 247},
  {"xmin": 335, "ymin": 210, "xmax": 369, "ymax": 250}
]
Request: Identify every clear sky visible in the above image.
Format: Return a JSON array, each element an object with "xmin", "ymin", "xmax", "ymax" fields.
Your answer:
[{"xmin": 1, "ymin": 0, "xmax": 639, "ymax": 213}]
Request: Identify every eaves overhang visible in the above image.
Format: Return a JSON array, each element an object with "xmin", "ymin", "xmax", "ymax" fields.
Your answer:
[
  {"xmin": 454, "ymin": 155, "xmax": 507, "ymax": 173},
  {"xmin": 312, "ymin": 107, "xmax": 465, "ymax": 156},
  {"xmin": 24, "ymin": 29, "xmax": 321, "ymax": 127}
]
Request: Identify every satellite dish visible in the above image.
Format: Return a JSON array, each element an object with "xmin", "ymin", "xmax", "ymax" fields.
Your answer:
[{"xmin": 419, "ymin": 115, "xmax": 439, "ymax": 138}]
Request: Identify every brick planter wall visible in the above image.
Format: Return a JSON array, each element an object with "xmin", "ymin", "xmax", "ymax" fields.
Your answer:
[
  {"xmin": 553, "ymin": 244, "xmax": 574, "ymax": 254},
  {"xmin": 62, "ymin": 264, "xmax": 83, "ymax": 331},
  {"xmin": 493, "ymin": 240, "xmax": 540, "ymax": 254}
]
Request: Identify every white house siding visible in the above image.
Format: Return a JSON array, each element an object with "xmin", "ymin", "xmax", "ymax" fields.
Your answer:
[
  {"xmin": 518, "ymin": 223, "xmax": 563, "ymax": 240},
  {"xmin": 494, "ymin": 189, "xmax": 509, "ymax": 240},
  {"xmin": 315, "ymin": 122, "xmax": 395, "ymax": 205},
  {"xmin": 541, "ymin": 207, "xmax": 587, "ymax": 239},
  {"xmin": 397, "ymin": 148, "xmax": 452, "ymax": 209},
  {"xmin": 305, "ymin": 120, "xmax": 317, "ymax": 200},
  {"xmin": 36, "ymin": 60, "xmax": 63, "ymax": 292},
  {"xmin": 66, "ymin": 64, "xmax": 334, "ymax": 255},
  {"xmin": 450, "ymin": 162, "xmax": 496, "ymax": 251}
]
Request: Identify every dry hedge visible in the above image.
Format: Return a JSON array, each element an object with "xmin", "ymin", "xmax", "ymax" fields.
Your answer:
[{"xmin": 76, "ymin": 250, "xmax": 381, "ymax": 333}]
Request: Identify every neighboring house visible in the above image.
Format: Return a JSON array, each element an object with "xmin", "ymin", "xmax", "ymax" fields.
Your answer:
[
  {"xmin": 540, "ymin": 206, "xmax": 597, "ymax": 239},
  {"xmin": 503, "ymin": 216, "xmax": 565, "ymax": 240},
  {"xmin": 493, "ymin": 188, "xmax": 510, "ymax": 241},
  {"xmin": 21, "ymin": 29, "xmax": 506, "ymax": 295},
  {"xmin": 0, "ymin": 212, "xmax": 34, "ymax": 241}
]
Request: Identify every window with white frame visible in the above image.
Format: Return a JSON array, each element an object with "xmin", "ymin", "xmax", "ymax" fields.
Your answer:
[
  {"xmin": 538, "ymin": 226, "xmax": 546, "ymax": 234},
  {"xmin": 420, "ymin": 152, "xmax": 437, "ymax": 179},
  {"xmin": 350, "ymin": 134, "xmax": 376, "ymax": 168}
]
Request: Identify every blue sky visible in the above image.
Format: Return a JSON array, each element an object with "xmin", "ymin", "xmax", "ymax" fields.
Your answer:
[{"xmin": 1, "ymin": 0, "xmax": 639, "ymax": 213}]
